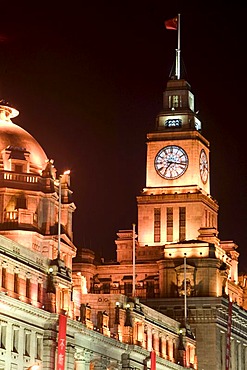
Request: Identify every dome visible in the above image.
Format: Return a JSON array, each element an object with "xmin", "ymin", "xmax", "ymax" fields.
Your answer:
[{"xmin": 0, "ymin": 103, "xmax": 48, "ymax": 172}]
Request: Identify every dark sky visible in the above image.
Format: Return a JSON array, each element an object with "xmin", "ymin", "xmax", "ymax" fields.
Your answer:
[{"xmin": 1, "ymin": 3, "xmax": 247, "ymax": 271}]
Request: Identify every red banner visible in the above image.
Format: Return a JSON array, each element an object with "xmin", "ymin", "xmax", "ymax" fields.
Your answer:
[
  {"xmin": 151, "ymin": 350, "xmax": 156, "ymax": 370},
  {"xmin": 57, "ymin": 314, "xmax": 67, "ymax": 370},
  {"xmin": 226, "ymin": 300, "xmax": 233, "ymax": 370}
]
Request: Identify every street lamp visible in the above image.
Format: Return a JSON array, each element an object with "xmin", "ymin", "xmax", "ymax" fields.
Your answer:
[{"xmin": 27, "ymin": 364, "xmax": 40, "ymax": 370}]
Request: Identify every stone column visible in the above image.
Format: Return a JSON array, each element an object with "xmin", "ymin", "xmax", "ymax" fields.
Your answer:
[
  {"xmin": 75, "ymin": 349, "xmax": 91, "ymax": 370},
  {"xmin": 92, "ymin": 355, "xmax": 109, "ymax": 370},
  {"xmin": 66, "ymin": 342, "xmax": 75, "ymax": 370},
  {"xmin": 42, "ymin": 328, "xmax": 57, "ymax": 370}
]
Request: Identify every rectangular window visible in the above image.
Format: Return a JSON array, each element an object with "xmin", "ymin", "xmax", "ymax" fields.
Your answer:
[
  {"xmin": 14, "ymin": 273, "xmax": 19, "ymax": 294},
  {"xmin": 36, "ymin": 334, "xmax": 42, "ymax": 360},
  {"xmin": 24, "ymin": 331, "xmax": 31, "ymax": 356},
  {"xmin": 172, "ymin": 95, "xmax": 179, "ymax": 107},
  {"xmin": 16, "ymin": 195, "xmax": 26, "ymax": 209},
  {"xmin": 15, "ymin": 164, "xmax": 23, "ymax": 173},
  {"xmin": 37, "ymin": 282, "xmax": 42, "ymax": 303},
  {"xmin": 12, "ymin": 326, "xmax": 19, "ymax": 353},
  {"xmin": 124, "ymin": 282, "xmax": 132, "ymax": 296},
  {"xmin": 179, "ymin": 207, "xmax": 186, "ymax": 241},
  {"xmin": 0, "ymin": 322, "xmax": 7, "ymax": 349},
  {"xmin": 102, "ymin": 283, "xmax": 110, "ymax": 294},
  {"xmin": 1, "ymin": 267, "xmax": 7, "ymax": 289},
  {"xmin": 60, "ymin": 290, "xmax": 65, "ymax": 310},
  {"xmin": 167, "ymin": 208, "xmax": 173, "ymax": 242},
  {"xmin": 26, "ymin": 278, "xmax": 31, "ymax": 299},
  {"xmin": 169, "ymin": 95, "xmax": 180, "ymax": 108},
  {"xmin": 146, "ymin": 281, "xmax": 155, "ymax": 298},
  {"xmin": 154, "ymin": 208, "xmax": 161, "ymax": 242}
]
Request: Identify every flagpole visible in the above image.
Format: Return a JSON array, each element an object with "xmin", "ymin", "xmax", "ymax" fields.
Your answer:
[
  {"xmin": 176, "ymin": 13, "xmax": 181, "ymax": 80},
  {"xmin": 184, "ymin": 254, "xmax": 187, "ymax": 325},
  {"xmin": 132, "ymin": 223, "xmax": 136, "ymax": 297},
  {"xmin": 58, "ymin": 175, "xmax": 62, "ymax": 260}
]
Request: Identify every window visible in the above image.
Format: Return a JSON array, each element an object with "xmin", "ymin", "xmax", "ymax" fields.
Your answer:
[
  {"xmin": 16, "ymin": 195, "xmax": 27, "ymax": 209},
  {"xmin": 14, "ymin": 273, "xmax": 19, "ymax": 294},
  {"xmin": 36, "ymin": 334, "xmax": 42, "ymax": 360},
  {"xmin": 124, "ymin": 282, "xmax": 132, "ymax": 296},
  {"xmin": 1, "ymin": 267, "xmax": 7, "ymax": 289},
  {"xmin": 102, "ymin": 283, "xmax": 110, "ymax": 294},
  {"xmin": 26, "ymin": 277, "xmax": 31, "ymax": 299},
  {"xmin": 59, "ymin": 290, "xmax": 65, "ymax": 310},
  {"xmin": 37, "ymin": 282, "xmax": 42, "ymax": 303},
  {"xmin": 154, "ymin": 208, "xmax": 161, "ymax": 242},
  {"xmin": 24, "ymin": 331, "xmax": 31, "ymax": 356},
  {"xmin": 179, "ymin": 207, "xmax": 186, "ymax": 241},
  {"xmin": 15, "ymin": 164, "xmax": 23, "ymax": 173},
  {"xmin": 0, "ymin": 322, "xmax": 7, "ymax": 349},
  {"xmin": 159, "ymin": 337, "xmax": 162, "ymax": 356},
  {"xmin": 152, "ymin": 333, "xmax": 155, "ymax": 350},
  {"xmin": 168, "ymin": 95, "xmax": 181, "ymax": 109},
  {"xmin": 12, "ymin": 326, "xmax": 19, "ymax": 353},
  {"xmin": 146, "ymin": 281, "xmax": 155, "ymax": 298},
  {"xmin": 167, "ymin": 208, "xmax": 173, "ymax": 242}
]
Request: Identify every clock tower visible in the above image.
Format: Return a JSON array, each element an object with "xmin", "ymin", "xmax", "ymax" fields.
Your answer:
[{"xmin": 137, "ymin": 77, "xmax": 218, "ymax": 246}]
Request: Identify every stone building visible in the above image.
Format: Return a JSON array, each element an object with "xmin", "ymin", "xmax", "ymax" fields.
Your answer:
[
  {"xmin": 1, "ymin": 27, "xmax": 246, "ymax": 370},
  {"xmin": 0, "ymin": 101, "xmax": 194, "ymax": 369},
  {"xmin": 73, "ymin": 74, "xmax": 247, "ymax": 370}
]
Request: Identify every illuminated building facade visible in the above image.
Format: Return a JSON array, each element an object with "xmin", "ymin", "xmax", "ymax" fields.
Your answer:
[
  {"xmin": 73, "ymin": 75, "xmax": 247, "ymax": 369},
  {"xmin": 1, "ymin": 39, "xmax": 247, "ymax": 370},
  {"xmin": 0, "ymin": 102, "xmax": 192, "ymax": 369}
]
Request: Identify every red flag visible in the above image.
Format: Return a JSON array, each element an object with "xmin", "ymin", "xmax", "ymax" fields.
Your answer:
[
  {"xmin": 165, "ymin": 17, "xmax": 178, "ymax": 30},
  {"xmin": 151, "ymin": 350, "xmax": 156, "ymax": 370},
  {"xmin": 57, "ymin": 314, "xmax": 67, "ymax": 370}
]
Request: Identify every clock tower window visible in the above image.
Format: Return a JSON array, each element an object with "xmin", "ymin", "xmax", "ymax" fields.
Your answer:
[
  {"xmin": 167, "ymin": 207, "xmax": 173, "ymax": 242},
  {"xmin": 154, "ymin": 208, "xmax": 161, "ymax": 242},
  {"xmin": 168, "ymin": 95, "xmax": 181, "ymax": 109},
  {"xmin": 179, "ymin": 207, "xmax": 186, "ymax": 241}
]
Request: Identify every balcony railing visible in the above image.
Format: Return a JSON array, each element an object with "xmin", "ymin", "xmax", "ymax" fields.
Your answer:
[{"xmin": 1, "ymin": 171, "xmax": 39, "ymax": 183}]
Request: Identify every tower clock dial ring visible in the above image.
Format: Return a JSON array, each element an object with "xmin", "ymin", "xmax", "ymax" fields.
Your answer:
[
  {"xmin": 199, "ymin": 149, "xmax": 209, "ymax": 183},
  {"xmin": 154, "ymin": 145, "xmax": 188, "ymax": 179}
]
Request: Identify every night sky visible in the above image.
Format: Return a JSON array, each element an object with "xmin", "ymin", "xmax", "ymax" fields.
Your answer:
[{"xmin": 1, "ymin": 3, "xmax": 247, "ymax": 271}]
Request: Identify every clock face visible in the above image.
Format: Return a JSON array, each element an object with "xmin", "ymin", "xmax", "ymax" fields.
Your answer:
[
  {"xmin": 154, "ymin": 145, "xmax": 188, "ymax": 179},
  {"xmin": 199, "ymin": 149, "xmax": 209, "ymax": 183}
]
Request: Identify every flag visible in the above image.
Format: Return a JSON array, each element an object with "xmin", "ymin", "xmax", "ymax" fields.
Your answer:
[
  {"xmin": 57, "ymin": 314, "xmax": 67, "ymax": 370},
  {"xmin": 165, "ymin": 17, "xmax": 178, "ymax": 30},
  {"xmin": 151, "ymin": 350, "xmax": 156, "ymax": 370}
]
